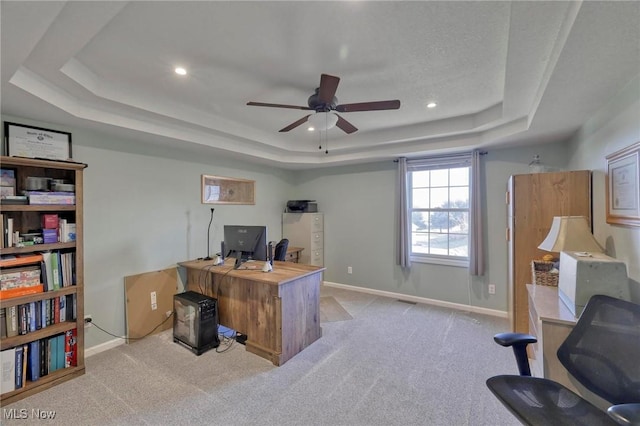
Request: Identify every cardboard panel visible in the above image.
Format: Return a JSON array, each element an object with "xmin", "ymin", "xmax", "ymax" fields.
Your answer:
[{"xmin": 124, "ymin": 267, "xmax": 178, "ymax": 342}]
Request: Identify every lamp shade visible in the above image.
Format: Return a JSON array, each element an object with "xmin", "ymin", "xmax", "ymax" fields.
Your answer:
[
  {"xmin": 538, "ymin": 216, "xmax": 604, "ymax": 253},
  {"xmin": 307, "ymin": 112, "xmax": 338, "ymax": 130}
]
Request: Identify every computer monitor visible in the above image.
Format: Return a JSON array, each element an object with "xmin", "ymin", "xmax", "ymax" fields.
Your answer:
[{"xmin": 223, "ymin": 225, "xmax": 267, "ymax": 264}]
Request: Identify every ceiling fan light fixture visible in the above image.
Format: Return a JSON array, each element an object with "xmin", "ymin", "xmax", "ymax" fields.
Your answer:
[
  {"xmin": 307, "ymin": 112, "xmax": 338, "ymax": 130},
  {"xmin": 174, "ymin": 67, "xmax": 187, "ymax": 76},
  {"xmin": 427, "ymin": 102, "xmax": 437, "ymax": 108}
]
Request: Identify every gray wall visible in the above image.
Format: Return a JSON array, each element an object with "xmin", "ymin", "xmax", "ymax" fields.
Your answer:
[
  {"xmin": 566, "ymin": 74, "xmax": 640, "ymax": 300},
  {"xmin": 291, "ymin": 143, "xmax": 569, "ymax": 312}
]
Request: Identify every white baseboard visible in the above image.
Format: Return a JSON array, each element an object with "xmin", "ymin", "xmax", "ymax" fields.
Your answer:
[
  {"xmin": 322, "ymin": 281, "xmax": 508, "ymax": 318},
  {"xmin": 85, "ymin": 338, "xmax": 125, "ymax": 357}
]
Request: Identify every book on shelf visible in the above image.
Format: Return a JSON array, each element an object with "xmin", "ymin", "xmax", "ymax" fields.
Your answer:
[
  {"xmin": 23, "ymin": 191, "xmax": 75, "ymax": 205},
  {"xmin": 0, "ymin": 347, "xmax": 16, "ymax": 394},
  {"xmin": 56, "ymin": 334, "xmax": 65, "ymax": 370},
  {"xmin": 22, "ymin": 344, "xmax": 28, "ymax": 388},
  {"xmin": 5, "ymin": 305, "xmax": 18, "ymax": 337},
  {"xmin": 14, "ymin": 345, "xmax": 23, "ymax": 389},
  {"xmin": 64, "ymin": 328, "xmax": 77, "ymax": 367},
  {"xmin": 18, "ymin": 304, "xmax": 28, "ymax": 335},
  {"xmin": 0, "ymin": 253, "xmax": 44, "ymax": 268},
  {"xmin": 59, "ymin": 296, "xmax": 66, "ymax": 322},
  {"xmin": 40, "ymin": 299, "xmax": 47, "ymax": 329},
  {"xmin": 4, "ymin": 216, "xmax": 14, "ymax": 248},
  {"xmin": 39, "ymin": 337, "xmax": 48, "ymax": 378},
  {"xmin": 47, "ymin": 334, "xmax": 66, "ymax": 373},
  {"xmin": 0, "ymin": 264, "xmax": 41, "ymax": 290},
  {"xmin": 41, "ymin": 252, "xmax": 54, "ymax": 290},
  {"xmin": 0, "ymin": 308, "xmax": 5, "ymax": 338},
  {"xmin": 0, "ymin": 284, "xmax": 44, "ymax": 300},
  {"xmin": 27, "ymin": 340, "xmax": 40, "ymax": 382},
  {"xmin": 28, "ymin": 301, "xmax": 37, "ymax": 333},
  {"xmin": 50, "ymin": 252, "xmax": 61, "ymax": 290},
  {"xmin": 58, "ymin": 219, "xmax": 76, "ymax": 243},
  {"xmin": 0, "ymin": 196, "xmax": 28, "ymax": 205}
]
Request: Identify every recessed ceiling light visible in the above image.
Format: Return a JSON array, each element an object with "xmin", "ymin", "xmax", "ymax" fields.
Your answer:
[
  {"xmin": 427, "ymin": 102, "xmax": 437, "ymax": 108},
  {"xmin": 308, "ymin": 126, "xmax": 315, "ymax": 131},
  {"xmin": 175, "ymin": 67, "xmax": 187, "ymax": 76}
]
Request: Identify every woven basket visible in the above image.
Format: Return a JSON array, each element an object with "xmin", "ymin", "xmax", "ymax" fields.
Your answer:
[{"xmin": 531, "ymin": 260, "xmax": 559, "ymax": 286}]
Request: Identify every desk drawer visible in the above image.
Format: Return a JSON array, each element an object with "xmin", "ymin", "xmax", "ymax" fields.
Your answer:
[{"xmin": 285, "ymin": 251, "xmax": 299, "ymax": 263}]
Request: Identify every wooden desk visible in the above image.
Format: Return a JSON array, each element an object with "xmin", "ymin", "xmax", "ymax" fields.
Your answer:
[
  {"xmin": 178, "ymin": 258, "xmax": 324, "ymax": 366},
  {"xmin": 527, "ymin": 284, "xmax": 609, "ymax": 409},
  {"xmin": 284, "ymin": 246, "xmax": 304, "ymax": 263}
]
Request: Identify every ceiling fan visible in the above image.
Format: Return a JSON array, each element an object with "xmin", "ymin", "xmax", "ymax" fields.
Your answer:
[{"xmin": 247, "ymin": 74, "xmax": 400, "ymax": 134}]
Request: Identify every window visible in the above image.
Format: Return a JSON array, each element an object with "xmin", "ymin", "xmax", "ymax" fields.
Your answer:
[{"xmin": 408, "ymin": 162, "xmax": 470, "ymax": 265}]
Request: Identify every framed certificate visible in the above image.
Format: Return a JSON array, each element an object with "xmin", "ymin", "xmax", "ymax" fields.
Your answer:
[
  {"xmin": 201, "ymin": 174, "xmax": 255, "ymax": 204},
  {"xmin": 4, "ymin": 122, "xmax": 72, "ymax": 161},
  {"xmin": 606, "ymin": 141, "xmax": 640, "ymax": 227}
]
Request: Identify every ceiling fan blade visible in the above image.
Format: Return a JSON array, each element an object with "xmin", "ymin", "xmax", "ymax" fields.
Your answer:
[
  {"xmin": 247, "ymin": 101, "xmax": 312, "ymax": 110},
  {"xmin": 335, "ymin": 114, "xmax": 358, "ymax": 134},
  {"xmin": 279, "ymin": 114, "xmax": 312, "ymax": 132},
  {"xmin": 335, "ymin": 99, "xmax": 401, "ymax": 113},
  {"xmin": 318, "ymin": 74, "xmax": 340, "ymax": 104}
]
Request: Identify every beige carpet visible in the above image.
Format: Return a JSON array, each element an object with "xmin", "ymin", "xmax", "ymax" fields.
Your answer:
[{"xmin": 320, "ymin": 296, "xmax": 353, "ymax": 322}]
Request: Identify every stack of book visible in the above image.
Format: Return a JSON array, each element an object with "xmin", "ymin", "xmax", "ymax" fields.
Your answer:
[
  {"xmin": 22, "ymin": 191, "xmax": 75, "ymax": 205},
  {"xmin": 2, "ymin": 294, "xmax": 76, "ymax": 337},
  {"xmin": 0, "ymin": 254, "xmax": 44, "ymax": 299},
  {"xmin": 0, "ymin": 329, "xmax": 77, "ymax": 394}
]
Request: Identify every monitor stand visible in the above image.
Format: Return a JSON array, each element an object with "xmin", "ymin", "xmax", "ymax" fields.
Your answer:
[{"xmin": 233, "ymin": 251, "xmax": 243, "ymax": 269}]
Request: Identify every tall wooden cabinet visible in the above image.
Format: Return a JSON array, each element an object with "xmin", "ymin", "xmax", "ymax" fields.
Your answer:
[
  {"xmin": 0, "ymin": 156, "xmax": 86, "ymax": 404},
  {"xmin": 282, "ymin": 213, "xmax": 324, "ymax": 266},
  {"xmin": 507, "ymin": 170, "xmax": 591, "ymax": 335}
]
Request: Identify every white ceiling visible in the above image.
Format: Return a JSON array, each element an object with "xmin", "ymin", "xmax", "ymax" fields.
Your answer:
[{"xmin": 1, "ymin": 1, "xmax": 639, "ymax": 169}]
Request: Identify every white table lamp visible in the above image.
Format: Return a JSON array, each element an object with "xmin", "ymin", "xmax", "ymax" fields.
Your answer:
[{"xmin": 538, "ymin": 216, "xmax": 603, "ymax": 254}]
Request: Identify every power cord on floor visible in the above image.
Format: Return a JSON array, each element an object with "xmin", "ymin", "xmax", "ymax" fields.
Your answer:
[
  {"xmin": 85, "ymin": 312, "xmax": 174, "ymax": 341},
  {"xmin": 87, "ymin": 314, "xmax": 238, "ymax": 354},
  {"xmin": 215, "ymin": 329, "xmax": 237, "ymax": 353}
]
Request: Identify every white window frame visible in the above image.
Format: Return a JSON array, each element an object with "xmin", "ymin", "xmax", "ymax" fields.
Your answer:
[{"xmin": 407, "ymin": 155, "xmax": 471, "ymax": 267}]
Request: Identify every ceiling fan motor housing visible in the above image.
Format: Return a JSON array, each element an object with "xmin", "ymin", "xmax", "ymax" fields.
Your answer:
[{"xmin": 308, "ymin": 89, "xmax": 337, "ymax": 111}]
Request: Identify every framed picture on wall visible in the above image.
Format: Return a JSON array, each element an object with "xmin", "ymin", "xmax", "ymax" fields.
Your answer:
[
  {"xmin": 4, "ymin": 122, "xmax": 72, "ymax": 161},
  {"xmin": 201, "ymin": 174, "xmax": 255, "ymax": 204},
  {"xmin": 606, "ymin": 141, "xmax": 640, "ymax": 227}
]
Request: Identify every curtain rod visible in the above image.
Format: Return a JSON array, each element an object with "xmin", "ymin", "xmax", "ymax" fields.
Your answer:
[{"xmin": 393, "ymin": 151, "xmax": 487, "ymax": 162}]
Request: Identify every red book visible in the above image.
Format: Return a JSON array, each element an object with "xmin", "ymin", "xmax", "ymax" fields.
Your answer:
[
  {"xmin": 42, "ymin": 214, "xmax": 59, "ymax": 229},
  {"xmin": 64, "ymin": 329, "xmax": 77, "ymax": 367},
  {"xmin": 53, "ymin": 297, "xmax": 60, "ymax": 324}
]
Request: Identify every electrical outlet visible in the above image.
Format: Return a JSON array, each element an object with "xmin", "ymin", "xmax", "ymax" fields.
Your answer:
[
  {"xmin": 347, "ymin": 266, "xmax": 352, "ymax": 274},
  {"xmin": 151, "ymin": 291, "xmax": 157, "ymax": 311},
  {"xmin": 488, "ymin": 284, "xmax": 496, "ymax": 295},
  {"xmin": 84, "ymin": 314, "xmax": 92, "ymax": 328}
]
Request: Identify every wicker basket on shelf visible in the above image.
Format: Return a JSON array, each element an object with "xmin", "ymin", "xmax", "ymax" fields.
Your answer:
[{"xmin": 531, "ymin": 260, "xmax": 559, "ymax": 286}]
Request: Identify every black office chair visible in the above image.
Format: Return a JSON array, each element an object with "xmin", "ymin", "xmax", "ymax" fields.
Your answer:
[
  {"xmin": 273, "ymin": 238, "xmax": 289, "ymax": 261},
  {"xmin": 487, "ymin": 294, "xmax": 640, "ymax": 426}
]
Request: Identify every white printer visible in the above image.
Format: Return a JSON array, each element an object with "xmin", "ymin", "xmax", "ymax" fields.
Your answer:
[{"xmin": 558, "ymin": 251, "xmax": 629, "ymax": 317}]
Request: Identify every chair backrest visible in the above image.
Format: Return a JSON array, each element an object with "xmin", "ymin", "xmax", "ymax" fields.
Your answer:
[
  {"xmin": 557, "ymin": 294, "xmax": 640, "ymax": 405},
  {"xmin": 274, "ymin": 239, "xmax": 289, "ymax": 261}
]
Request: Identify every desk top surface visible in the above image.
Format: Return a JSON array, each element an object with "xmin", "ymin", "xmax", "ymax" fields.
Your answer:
[
  {"xmin": 527, "ymin": 284, "xmax": 577, "ymax": 325},
  {"xmin": 178, "ymin": 258, "xmax": 324, "ymax": 285}
]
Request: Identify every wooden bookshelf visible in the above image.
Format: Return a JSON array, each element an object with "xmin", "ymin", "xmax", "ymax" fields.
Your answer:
[{"xmin": 0, "ymin": 156, "xmax": 87, "ymax": 404}]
